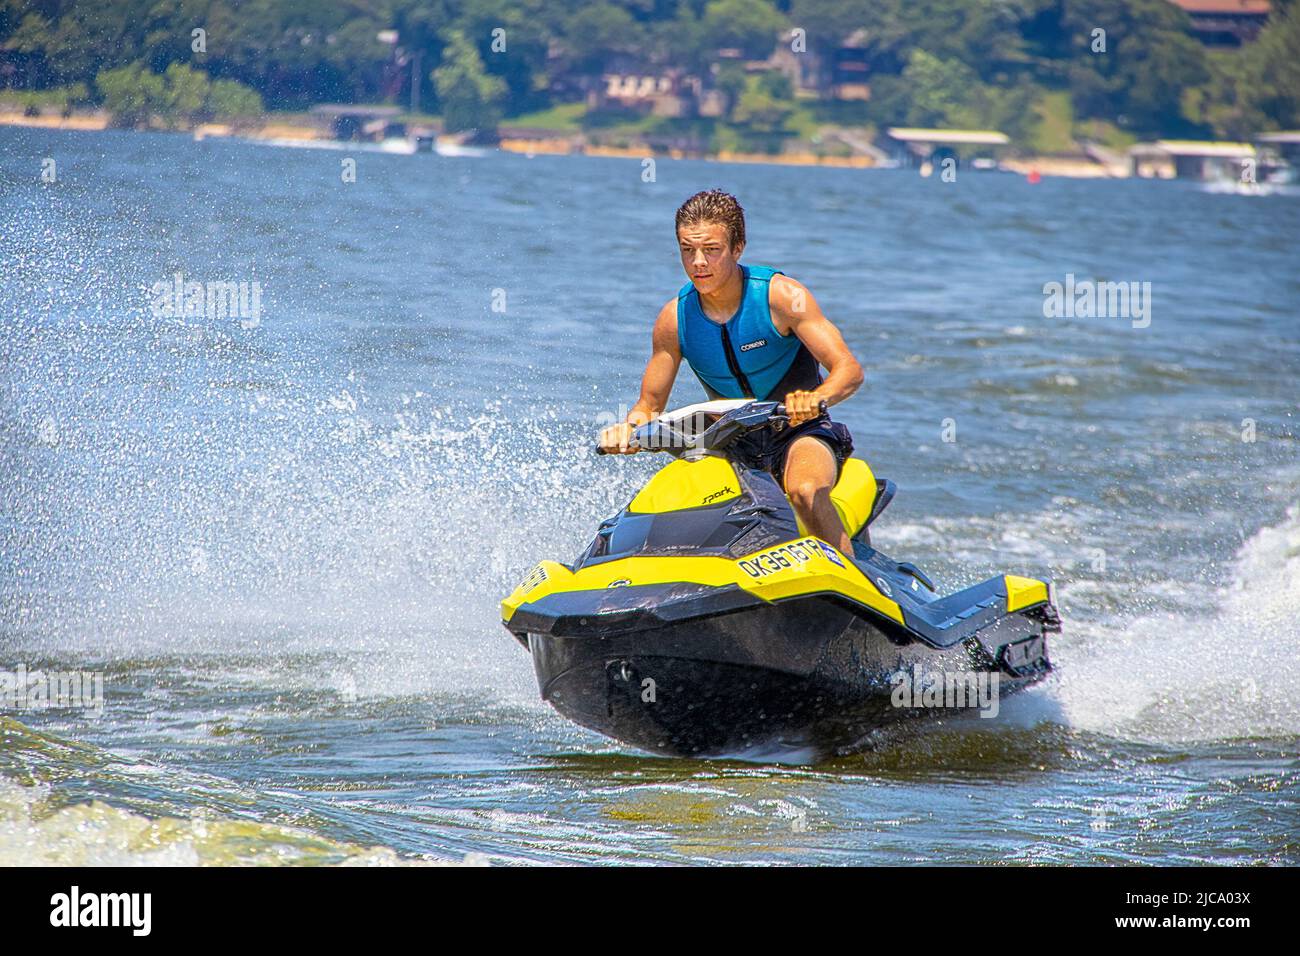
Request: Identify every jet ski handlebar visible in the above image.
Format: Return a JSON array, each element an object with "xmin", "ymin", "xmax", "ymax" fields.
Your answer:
[{"xmin": 596, "ymin": 399, "xmax": 825, "ymax": 455}]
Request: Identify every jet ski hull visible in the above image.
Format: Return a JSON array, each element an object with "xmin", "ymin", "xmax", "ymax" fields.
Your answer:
[{"xmin": 522, "ymin": 594, "xmax": 1050, "ymax": 758}]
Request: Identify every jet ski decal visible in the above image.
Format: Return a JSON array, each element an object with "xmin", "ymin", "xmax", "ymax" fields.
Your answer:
[
  {"xmin": 629, "ymin": 456, "xmax": 742, "ymax": 513},
  {"xmin": 738, "ymin": 538, "xmax": 822, "ymax": 576},
  {"xmin": 517, "ymin": 564, "xmax": 549, "ymax": 596}
]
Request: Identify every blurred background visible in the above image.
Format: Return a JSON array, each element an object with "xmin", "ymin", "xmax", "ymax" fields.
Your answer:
[{"xmin": 3, "ymin": 0, "xmax": 1300, "ymax": 179}]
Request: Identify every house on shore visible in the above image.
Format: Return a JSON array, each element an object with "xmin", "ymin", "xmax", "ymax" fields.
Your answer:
[
  {"xmin": 309, "ymin": 104, "xmax": 404, "ymax": 141},
  {"xmin": 1129, "ymin": 140, "xmax": 1256, "ymax": 180},
  {"xmin": 1254, "ymin": 131, "xmax": 1300, "ymax": 183},
  {"xmin": 883, "ymin": 128, "xmax": 1011, "ymax": 169},
  {"xmin": 1167, "ymin": 0, "xmax": 1272, "ymax": 47}
]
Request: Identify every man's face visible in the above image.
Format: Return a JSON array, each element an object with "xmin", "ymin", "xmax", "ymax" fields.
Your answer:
[{"xmin": 677, "ymin": 222, "xmax": 743, "ymax": 297}]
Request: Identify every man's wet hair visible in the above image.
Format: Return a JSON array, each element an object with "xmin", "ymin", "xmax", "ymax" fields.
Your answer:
[{"xmin": 675, "ymin": 189, "xmax": 746, "ymax": 250}]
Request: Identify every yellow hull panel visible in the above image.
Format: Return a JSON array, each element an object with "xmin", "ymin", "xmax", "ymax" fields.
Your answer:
[
  {"xmin": 1004, "ymin": 574, "xmax": 1049, "ymax": 612},
  {"xmin": 502, "ymin": 535, "xmax": 904, "ymax": 625}
]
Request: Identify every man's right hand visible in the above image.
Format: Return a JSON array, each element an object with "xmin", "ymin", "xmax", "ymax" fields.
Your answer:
[{"xmin": 598, "ymin": 421, "xmax": 640, "ymax": 455}]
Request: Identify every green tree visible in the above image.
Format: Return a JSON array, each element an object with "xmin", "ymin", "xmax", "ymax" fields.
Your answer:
[
  {"xmin": 1185, "ymin": 51, "xmax": 1268, "ymax": 140},
  {"xmin": 164, "ymin": 62, "xmax": 211, "ymax": 125},
  {"xmin": 450, "ymin": 0, "xmax": 554, "ymax": 115},
  {"xmin": 207, "ymin": 78, "xmax": 264, "ymax": 119},
  {"xmin": 391, "ymin": 0, "xmax": 453, "ymax": 114},
  {"xmin": 96, "ymin": 62, "xmax": 167, "ymax": 128},
  {"xmin": 732, "ymin": 70, "xmax": 798, "ymax": 148},
  {"xmin": 646, "ymin": 6, "xmax": 708, "ymax": 70},
  {"xmin": 434, "ymin": 30, "xmax": 506, "ymax": 135},
  {"xmin": 902, "ymin": 49, "xmax": 980, "ymax": 128},
  {"xmin": 1245, "ymin": 0, "xmax": 1300, "ymax": 130},
  {"xmin": 1062, "ymin": 0, "xmax": 1209, "ymax": 133},
  {"xmin": 714, "ymin": 61, "xmax": 747, "ymax": 117},
  {"xmin": 702, "ymin": 0, "xmax": 786, "ymax": 59},
  {"xmin": 92, "ymin": 58, "xmax": 262, "ymax": 128},
  {"xmin": 790, "ymin": 0, "xmax": 1032, "ymax": 80},
  {"xmin": 560, "ymin": 2, "xmax": 642, "ymax": 73}
]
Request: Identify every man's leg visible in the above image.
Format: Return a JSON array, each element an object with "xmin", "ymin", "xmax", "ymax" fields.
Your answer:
[{"xmin": 783, "ymin": 435, "xmax": 851, "ymax": 554}]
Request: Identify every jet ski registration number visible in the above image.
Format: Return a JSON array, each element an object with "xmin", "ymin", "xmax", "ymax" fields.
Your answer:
[{"xmin": 738, "ymin": 537, "xmax": 843, "ymax": 578}]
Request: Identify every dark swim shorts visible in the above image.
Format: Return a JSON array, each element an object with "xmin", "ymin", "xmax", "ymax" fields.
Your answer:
[{"xmin": 734, "ymin": 413, "xmax": 854, "ymax": 489}]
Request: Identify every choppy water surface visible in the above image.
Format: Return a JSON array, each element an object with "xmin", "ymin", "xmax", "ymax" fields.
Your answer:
[{"xmin": 1, "ymin": 128, "xmax": 1297, "ymax": 865}]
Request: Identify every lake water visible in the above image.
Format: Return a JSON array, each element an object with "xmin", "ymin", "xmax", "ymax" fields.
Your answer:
[{"xmin": 1, "ymin": 127, "xmax": 1297, "ymax": 864}]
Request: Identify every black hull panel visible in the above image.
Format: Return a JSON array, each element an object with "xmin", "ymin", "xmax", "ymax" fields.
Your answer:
[{"xmin": 527, "ymin": 597, "xmax": 1048, "ymax": 758}]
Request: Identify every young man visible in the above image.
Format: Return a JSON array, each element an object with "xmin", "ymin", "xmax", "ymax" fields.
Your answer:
[{"xmin": 597, "ymin": 189, "xmax": 864, "ymax": 553}]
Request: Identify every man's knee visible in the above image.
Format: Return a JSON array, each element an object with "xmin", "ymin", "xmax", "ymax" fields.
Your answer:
[
  {"xmin": 787, "ymin": 479, "xmax": 827, "ymax": 513},
  {"xmin": 784, "ymin": 436, "xmax": 838, "ymax": 513}
]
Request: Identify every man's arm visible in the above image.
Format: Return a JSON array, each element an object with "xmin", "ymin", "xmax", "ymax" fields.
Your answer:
[
  {"xmin": 770, "ymin": 274, "xmax": 864, "ymax": 423},
  {"xmin": 598, "ymin": 299, "xmax": 682, "ymax": 453}
]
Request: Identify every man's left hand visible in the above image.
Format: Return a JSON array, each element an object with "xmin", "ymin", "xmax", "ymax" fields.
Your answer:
[{"xmin": 784, "ymin": 390, "xmax": 823, "ymax": 426}]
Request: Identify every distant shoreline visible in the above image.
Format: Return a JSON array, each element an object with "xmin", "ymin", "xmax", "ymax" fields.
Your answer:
[
  {"xmin": 0, "ymin": 110, "xmax": 111, "ymax": 132},
  {"xmin": 0, "ymin": 108, "xmax": 1115, "ymax": 178}
]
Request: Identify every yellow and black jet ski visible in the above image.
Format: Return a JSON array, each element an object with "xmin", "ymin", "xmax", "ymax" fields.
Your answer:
[{"xmin": 502, "ymin": 400, "xmax": 1060, "ymax": 758}]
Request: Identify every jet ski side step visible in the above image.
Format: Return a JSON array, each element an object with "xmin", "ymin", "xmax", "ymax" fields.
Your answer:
[{"xmin": 895, "ymin": 574, "xmax": 1059, "ymax": 649}]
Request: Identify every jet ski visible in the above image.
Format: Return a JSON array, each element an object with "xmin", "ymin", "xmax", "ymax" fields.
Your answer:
[{"xmin": 501, "ymin": 399, "xmax": 1060, "ymax": 758}]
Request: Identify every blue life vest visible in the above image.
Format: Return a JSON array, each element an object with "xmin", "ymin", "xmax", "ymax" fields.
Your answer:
[{"xmin": 676, "ymin": 265, "xmax": 821, "ymax": 401}]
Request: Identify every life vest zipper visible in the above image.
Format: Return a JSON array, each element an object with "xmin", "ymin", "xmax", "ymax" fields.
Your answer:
[{"xmin": 719, "ymin": 323, "xmax": 755, "ymax": 398}]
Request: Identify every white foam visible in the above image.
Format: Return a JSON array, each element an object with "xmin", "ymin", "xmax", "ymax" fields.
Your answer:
[
  {"xmin": 0, "ymin": 772, "xmax": 462, "ymax": 866},
  {"xmin": 1040, "ymin": 506, "xmax": 1300, "ymax": 742}
]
